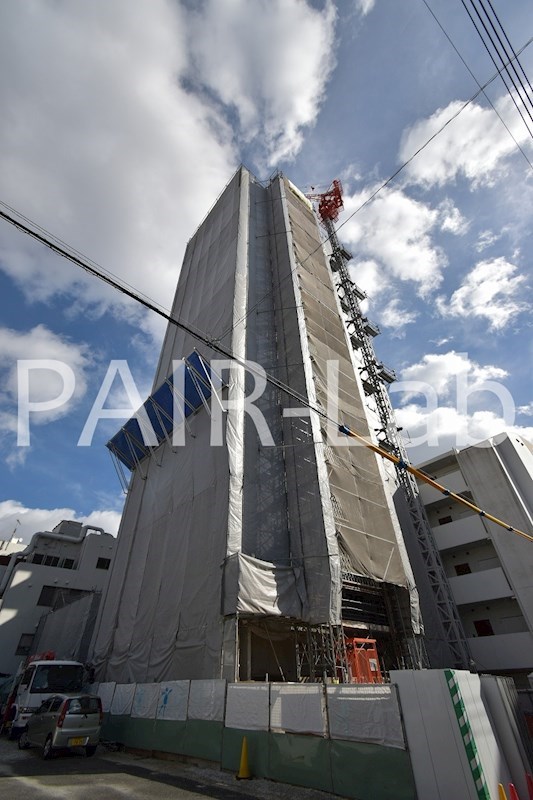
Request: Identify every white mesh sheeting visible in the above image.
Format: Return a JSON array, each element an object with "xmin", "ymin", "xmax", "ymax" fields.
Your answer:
[
  {"xmin": 225, "ymin": 683, "xmax": 270, "ymax": 731},
  {"xmin": 326, "ymin": 684, "xmax": 405, "ymax": 749},
  {"xmin": 270, "ymin": 683, "xmax": 326, "ymax": 736}
]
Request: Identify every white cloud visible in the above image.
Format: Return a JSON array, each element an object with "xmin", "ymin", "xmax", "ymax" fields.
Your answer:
[
  {"xmin": 399, "ymin": 94, "xmax": 529, "ymax": 189},
  {"xmin": 397, "ymin": 403, "xmax": 533, "ymax": 463},
  {"xmin": 340, "ymin": 187, "xmax": 445, "ymax": 296},
  {"xmin": 0, "ymin": 0, "xmax": 236, "ymax": 335},
  {"xmin": 475, "ymin": 229, "xmax": 501, "ymax": 253},
  {"xmin": 390, "ymin": 350, "xmax": 532, "ymax": 461},
  {"xmin": 438, "ymin": 199, "xmax": 469, "ymax": 235},
  {"xmin": 399, "ymin": 351, "xmax": 507, "ymax": 398},
  {"xmin": 0, "ymin": 499, "xmax": 121, "ymax": 546},
  {"xmin": 0, "ymin": 324, "xmax": 92, "ymax": 423},
  {"xmin": 354, "ymin": 0, "xmax": 376, "ymax": 15},
  {"xmin": 184, "ymin": 0, "xmax": 337, "ymax": 165},
  {"xmin": 436, "ymin": 258, "xmax": 529, "ymax": 331},
  {"xmin": 379, "ymin": 298, "xmax": 418, "ymax": 337}
]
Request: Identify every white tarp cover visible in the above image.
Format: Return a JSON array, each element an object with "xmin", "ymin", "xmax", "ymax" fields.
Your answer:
[
  {"xmin": 326, "ymin": 684, "xmax": 405, "ymax": 749},
  {"xmin": 187, "ymin": 679, "xmax": 226, "ymax": 722},
  {"xmin": 91, "ymin": 170, "xmax": 243, "ymax": 683},
  {"xmin": 96, "ymin": 681, "xmax": 115, "ymax": 712},
  {"xmin": 225, "ymin": 683, "xmax": 270, "ymax": 731},
  {"xmin": 156, "ymin": 680, "xmax": 190, "ymax": 721},
  {"xmin": 110, "ymin": 683, "xmax": 136, "ymax": 716},
  {"xmin": 270, "ymin": 683, "xmax": 326, "ymax": 736},
  {"xmin": 131, "ymin": 683, "xmax": 160, "ymax": 719},
  {"xmin": 223, "ymin": 553, "xmax": 303, "ymax": 618}
]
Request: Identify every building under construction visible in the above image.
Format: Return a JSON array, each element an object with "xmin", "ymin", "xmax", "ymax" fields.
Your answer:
[{"xmin": 92, "ymin": 168, "xmax": 427, "ymax": 684}]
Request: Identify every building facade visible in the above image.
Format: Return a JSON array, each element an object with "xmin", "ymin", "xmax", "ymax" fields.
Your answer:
[
  {"xmin": 93, "ymin": 168, "xmax": 421, "ymax": 684},
  {"xmin": 0, "ymin": 520, "xmax": 115, "ymax": 675},
  {"xmin": 414, "ymin": 432, "xmax": 533, "ymax": 681}
]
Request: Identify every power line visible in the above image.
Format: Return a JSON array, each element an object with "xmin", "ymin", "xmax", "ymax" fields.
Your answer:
[
  {"xmin": 421, "ymin": 0, "xmax": 533, "ymax": 170},
  {"xmin": 460, "ymin": 0, "xmax": 533, "ymax": 139},
  {"xmin": 222, "ymin": 31, "xmax": 533, "ymax": 342},
  {"xmin": 1, "ymin": 203, "xmax": 532, "ymax": 544}
]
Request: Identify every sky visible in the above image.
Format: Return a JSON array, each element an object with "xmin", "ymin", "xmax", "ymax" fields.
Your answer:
[{"xmin": 0, "ymin": 0, "xmax": 531, "ymax": 544}]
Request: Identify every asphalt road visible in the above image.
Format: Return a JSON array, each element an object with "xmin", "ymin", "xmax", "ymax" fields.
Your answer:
[{"xmin": 0, "ymin": 736, "xmax": 338, "ymax": 800}]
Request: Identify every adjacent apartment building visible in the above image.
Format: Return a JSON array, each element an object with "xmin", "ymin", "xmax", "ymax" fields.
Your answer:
[
  {"xmin": 415, "ymin": 432, "xmax": 533, "ymax": 683},
  {"xmin": 0, "ymin": 520, "xmax": 115, "ymax": 675}
]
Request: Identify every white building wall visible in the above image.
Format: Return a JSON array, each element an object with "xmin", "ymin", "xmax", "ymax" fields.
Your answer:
[
  {"xmin": 416, "ymin": 432, "xmax": 533, "ymax": 675},
  {"xmin": 0, "ymin": 525, "xmax": 114, "ymax": 675}
]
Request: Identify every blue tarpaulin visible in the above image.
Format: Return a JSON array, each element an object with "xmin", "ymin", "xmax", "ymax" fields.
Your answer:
[{"xmin": 107, "ymin": 352, "xmax": 215, "ymax": 470}]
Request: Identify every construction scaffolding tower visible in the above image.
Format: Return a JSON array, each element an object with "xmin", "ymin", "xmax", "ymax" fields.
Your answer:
[{"xmin": 308, "ymin": 180, "xmax": 471, "ymax": 670}]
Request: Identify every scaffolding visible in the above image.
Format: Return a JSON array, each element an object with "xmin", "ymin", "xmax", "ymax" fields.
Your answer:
[{"xmin": 310, "ymin": 180, "xmax": 470, "ymax": 670}]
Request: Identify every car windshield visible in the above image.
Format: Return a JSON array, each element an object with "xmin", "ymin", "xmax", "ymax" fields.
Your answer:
[{"xmin": 30, "ymin": 664, "xmax": 84, "ymax": 693}]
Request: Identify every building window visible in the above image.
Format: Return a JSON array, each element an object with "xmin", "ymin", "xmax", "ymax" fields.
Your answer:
[
  {"xmin": 32, "ymin": 553, "xmax": 44, "ymax": 564},
  {"xmin": 37, "ymin": 585, "xmax": 57, "ymax": 606},
  {"xmin": 15, "ymin": 633, "xmax": 35, "ymax": 656},
  {"xmin": 96, "ymin": 557, "xmax": 111, "ymax": 570},
  {"xmin": 43, "ymin": 555, "xmax": 60, "ymax": 567},
  {"xmin": 474, "ymin": 619, "xmax": 494, "ymax": 637},
  {"xmin": 61, "ymin": 558, "xmax": 75, "ymax": 569},
  {"xmin": 438, "ymin": 516, "xmax": 453, "ymax": 525},
  {"xmin": 455, "ymin": 563, "xmax": 472, "ymax": 576},
  {"xmin": 0, "ymin": 555, "xmax": 10, "ymax": 566}
]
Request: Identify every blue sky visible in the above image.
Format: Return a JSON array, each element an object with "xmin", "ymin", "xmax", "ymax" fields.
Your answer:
[{"xmin": 0, "ymin": 0, "xmax": 531, "ymax": 543}]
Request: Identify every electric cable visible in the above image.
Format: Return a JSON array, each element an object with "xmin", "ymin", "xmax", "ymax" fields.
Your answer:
[
  {"xmin": 485, "ymin": 0, "xmax": 533, "ymax": 100},
  {"xmin": 476, "ymin": 0, "xmax": 533, "ymax": 118},
  {"xmin": 1, "ymin": 204, "xmax": 532, "ymax": 544},
  {"xmin": 421, "ymin": 0, "xmax": 533, "ymax": 170},
  {"xmin": 460, "ymin": 0, "xmax": 533, "ymax": 139},
  {"xmin": 221, "ymin": 32, "xmax": 533, "ymax": 342}
]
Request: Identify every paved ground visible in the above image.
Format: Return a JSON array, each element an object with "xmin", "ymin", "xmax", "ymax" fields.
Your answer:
[{"xmin": 0, "ymin": 735, "xmax": 341, "ymax": 800}]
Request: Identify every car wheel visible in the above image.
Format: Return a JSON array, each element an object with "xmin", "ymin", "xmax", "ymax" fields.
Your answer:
[
  {"xmin": 85, "ymin": 745, "xmax": 97, "ymax": 757},
  {"xmin": 18, "ymin": 729, "xmax": 30, "ymax": 749},
  {"xmin": 42, "ymin": 735, "xmax": 54, "ymax": 760}
]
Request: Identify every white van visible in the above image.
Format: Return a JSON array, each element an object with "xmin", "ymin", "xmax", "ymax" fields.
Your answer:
[{"xmin": 9, "ymin": 658, "xmax": 85, "ymax": 739}]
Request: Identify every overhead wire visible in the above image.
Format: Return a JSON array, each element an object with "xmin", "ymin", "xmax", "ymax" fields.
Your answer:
[
  {"xmin": 460, "ymin": 0, "xmax": 533, "ymax": 139},
  {"xmin": 221, "ymin": 31, "xmax": 533, "ymax": 343},
  {"xmin": 1, "ymin": 204, "xmax": 532, "ymax": 544},
  {"xmin": 484, "ymin": 0, "xmax": 533, "ymax": 100},
  {"xmin": 421, "ymin": 0, "xmax": 533, "ymax": 170},
  {"xmin": 475, "ymin": 0, "xmax": 533, "ymax": 118}
]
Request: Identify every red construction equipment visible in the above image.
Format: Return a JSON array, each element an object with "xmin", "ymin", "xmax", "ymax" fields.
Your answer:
[
  {"xmin": 345, "ymin": 637, "xmax": 383, "ymax": 683},
  {"xmin": 306, "ymin": 179, "xmax": 344, "ymax": 224}
]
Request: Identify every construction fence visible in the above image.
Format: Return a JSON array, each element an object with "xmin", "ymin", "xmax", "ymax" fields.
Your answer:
[{"xmin": 93, "ymin": 679, "xmax": 415, "ymax": 800}]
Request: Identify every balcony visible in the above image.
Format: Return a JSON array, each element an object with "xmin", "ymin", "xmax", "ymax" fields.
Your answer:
[
  {"xmin": 449, "ymin": 567, "xmax": 512, "ymax": 606},
  {"xmin": 418, "ymin": 469, "xmax": 468, "ymax": 505},
  {"xmin": 468, "ymin": 631, "xmax": 533, "ymax": 671},
  {"xmin": 432, "ymin": 515, "xmax": 488, "ymax": 551}
]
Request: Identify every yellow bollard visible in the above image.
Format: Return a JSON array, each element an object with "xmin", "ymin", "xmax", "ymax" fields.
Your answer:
[
  {"xmin": 499, "ymin": 784, "xmax": 508, "ymax": 800},
  {"xmin": 236, "ymin": 735, "xmax": 252, "ymax": 780}
]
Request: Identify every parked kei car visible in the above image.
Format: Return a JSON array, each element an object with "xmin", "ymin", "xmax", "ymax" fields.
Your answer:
[{"xmin": 17, "ymin": 694, "xmax": 102, "ymax": 758}]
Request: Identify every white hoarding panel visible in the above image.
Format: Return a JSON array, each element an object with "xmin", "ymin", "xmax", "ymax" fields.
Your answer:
[
  {"xmin": 187, "ymin": 679, "xmax": 226, "ymax": 722},
  {"xmin": 131, "ymin": 683, "xmax": 160, "ymax": 719},
  {"xmin": 270, "ymin": 683, "xmax": 326, "ymax": 736},
  {"xmin": 225, "ymin": 683, "xmax": 269, "ymax": 730},
  {"xmin": 156, "ymin": 680, "xmax": 190, "ymax": 721},
  {"xmin": 327, "ymin": 684, "xmax": 405, "ymax": 749},
  {"xmin": 97, "ymin": 681, "xmax": 116, "ymax": 712},
  {"xmin": 110, "ymin": 683, "xmax": 136, "ymax": 716}
]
